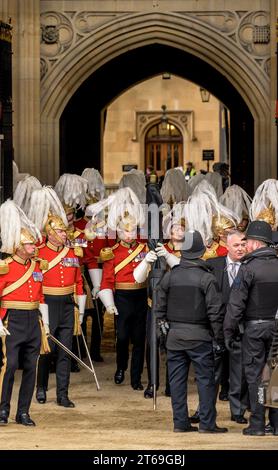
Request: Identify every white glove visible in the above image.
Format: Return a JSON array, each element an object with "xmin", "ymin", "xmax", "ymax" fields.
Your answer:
[
  {"xmin": 106, "ymin": 305, "xmax": 119, "ymax": 315},
  {"xmin": 98, "ymin": 288, "xmax": 118, "ymax": 316},
  {"xmin": 155, "ymin": 243, "xmax": 180, "ymax": 268},
  {"xmin": 145, "ymin": 250, "xmax": 158, "ymax": 264},
  {"xmin": 133, "ymin": 252, "xmax": 155, "ymax": 284},
  {"xmin": 88, "ymin": 269, "xmax": 102, "ymax": 299},
  {"xmin": 77, "ymin": 294, "xmax": 87, "ymax": 324},
  {"xmin": 0, "ymin": 318, "xmax": 10, "ymax": 337},
  {"xmin": 39, "ymin": 303, "xmax": 50, "ymax": 335}
]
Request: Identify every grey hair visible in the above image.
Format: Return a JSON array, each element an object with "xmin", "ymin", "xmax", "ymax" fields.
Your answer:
[{"xmin": 226, "ymin": 229, "xmax": 246, "ymax": 242}]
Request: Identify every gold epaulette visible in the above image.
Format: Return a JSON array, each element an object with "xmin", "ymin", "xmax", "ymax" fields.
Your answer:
[
  {"xmin": 0, "ymin": 259, "xmax": 9, "ymax": 274},
  {"xmin": 202, "ymin": 241, "xmax": 219, "ymax": 260},
  {"xmin": 34, "ymin": 258, "xmax": 49, "ymax": 271},
  {"xmin": 99, "ymin": 244, "xmax": 118, "ymax": 262},
  {"xmin": 74, "ymin": 246, "xmax": 83, "ymax": 257}
]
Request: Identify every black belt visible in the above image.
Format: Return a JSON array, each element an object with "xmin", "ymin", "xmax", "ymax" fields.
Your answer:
[
  {"xmin": 245, "ymin": 319, "xmax": 274, "ymax": 325},
  {"xmin": 169, "ymin": 322, "xmax": 209, "ymax": 329}
]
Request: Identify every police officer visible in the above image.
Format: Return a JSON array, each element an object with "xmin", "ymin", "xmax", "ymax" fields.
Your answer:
[
  {"xmin": 224, "ymin": 220, "xmax": 278, "ymax": 435},
  {"xmin": 155, "ymin": 230, "xmax": 227, "ymax": 433}
]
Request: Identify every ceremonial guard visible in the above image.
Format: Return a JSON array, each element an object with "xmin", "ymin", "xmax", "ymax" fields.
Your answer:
[
  {"xmin": 56, "ymin": 171, "xmax": 108, "ymax": 363},
  {"xmin": 0, "ymin": 200, "xmax": 49, "ymax": 426},
  {"xmin": 224, "ymin": 221, "xmax": 278, "ymax": 435},
  {"xmin": 29, "ymin": 188, "xmax": 85, "ymax": 407},
  {"xmin": 96, "ymin": 188, "xmax": 157, "ymax": 389}
]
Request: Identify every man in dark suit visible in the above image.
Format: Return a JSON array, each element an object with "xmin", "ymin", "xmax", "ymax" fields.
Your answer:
[{"xmin": 209, "ymin": 229, "xmax": 249, "ymax": 423}]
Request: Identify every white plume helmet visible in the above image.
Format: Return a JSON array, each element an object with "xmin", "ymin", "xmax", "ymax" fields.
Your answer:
[
  {"xmin": 162, "ymin": 202, "xmax": 187, "ymax": 239},
  {"xmin": 161, "ymin": 168, "xmax": 190, "ymax": 204},
  {"xmin": 86, "ymin": 187, "xmax": 144, "ymax": 232},
  {"xmin": 205, "ymin": 172, "xmax": 223, "ymax": 198},
  {"xmin": 12, "ymin": 161, "xmax": 30, "ymax": 193},
  {"xmin": 194, "ymin": 178, "xmax": 218, "ymax": 199},
  {"xmin": 187, "ymin": 185, "xmax": 239, "ymax": 244},
  {"xmin": 220, "ymin": 184, "xmax": 252, "ymax": 220},
  {"xmin": 81, "ymin": 168, "xmax": 105, "ymax": 202},
  {"xmin": 13, "ymin": 175, "xmax": 42, "ymax": 213},
  {"xmin": 119, "ymin": 169, "xmax": 146, "ymax": 204},
  {"xmin": 0, "ymin": 199, "xmax": 41, "ymax": 254},
  {"xmin": 54, "ymin": 173, "xmax": 88, "ymax": 210},
  {"xmin": 249, "ymin": 179, "xmax": 278, "ymax": 226},
  {"xmin": 188, "ymin": 173, "xmax": 205, "ymax": 191},
  {"xmin": 27, "ymin": 186, "xmax": 68, "ymax": 232}
]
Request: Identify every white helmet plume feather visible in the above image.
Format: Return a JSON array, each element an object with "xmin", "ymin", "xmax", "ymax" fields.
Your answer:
[
  {"xmin": 28, "ymin": 186, "xmax": 68, "ymax": 231},
  {"xmin": 54, "ymin": 173, "xmax": 88, "ymax": 210},
  {"xmin": 81, "ymin": 168, "xmax": 105, "ymax": 201}
]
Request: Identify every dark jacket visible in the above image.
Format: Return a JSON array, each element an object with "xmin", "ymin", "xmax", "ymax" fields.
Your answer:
[
  {"xmin": 155, "ymin": 256, "xmax": 225, "ymax": 343},
  {"xmin": 207, "ymin": 256, "xmax": 230, "ymax": 305},
  {"xmin": 224, "ymin": 247, "xmax": 278, "ymax": 342}
]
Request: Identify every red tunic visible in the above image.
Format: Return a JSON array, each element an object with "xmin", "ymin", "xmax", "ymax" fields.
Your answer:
[
  {"xmin": 38, "ymin": 242, "xmax": 83, "ymax": 295},
  {"xmin": 100, "ymin": 240, "xmax": 148, "ymax": 291},
  {"xmin": 0, "ymin": 255, "xmax": 44, "ymax": 319},
  {"xmin": 73, "ymin": 217, "xmax": 108, "ymax": 269}
]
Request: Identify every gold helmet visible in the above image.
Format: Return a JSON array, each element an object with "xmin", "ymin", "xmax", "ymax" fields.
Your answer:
[
  {"xmin": 212, "ymin": 215, "xmax": 235, "ymax": 238},
  {"xmin": 20, "ymin": 228, "xmax": 36, "ymax": 245},
  {"xmin": 45, "ymin": 214, "xmax": 68, "ymax": 245},
  {"xmin": 85, "ymin": 219, "xmax": 106, "ymax": 241},
  {"xmin": 256, "ymin": 205, "xmax": 275, "ymax": 227},
  {"xmin": 117, "ymin": 211, "xmax": 137, "ymax": 232},
  {"xmin": 63, "ymin": 204, "xmax": 75, "ymax": 216}
]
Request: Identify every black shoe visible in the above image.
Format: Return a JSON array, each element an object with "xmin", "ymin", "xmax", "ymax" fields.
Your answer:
[
  {"xmin": 57, "ymin": 397, "xmax": 75, "ymax": 408},
  {"xmin": 16, "ymin": 413, "xmax": 36, "ymax": 426},
  {"xmin": 219, "ymin": 390, "xmax": 229, "ymax": 401},
  {"xmin": 174, "ymin": 425, "xmax": 198, "ymax": 433},
  {"xmin": 273, "ymin": 428, "xmax": 278, "ymax": 436},
  {"xmin": 242, "ymin": 426, "xmax": 265, "ymax": 436},
  {"xmin": 71, "ymin": 362, "xmax": 80, "ymax": 373},
  {"xmin": 265, "ymin": 422, "xmax": 274, "ymax": 435},
  {"xmin": 132, "ymin": 382, "xmax": 144, "ymax": 391},
  {"xmin": 36, "ymin": 388, "xmax": 46, "ymax": 404},
  {"xmin": 231, "ymin": 414, "xmax": 248, "ymax": 424},
  {"xmin": 174, "ymin": 426, "xmax": 198, "ymax": 432},
  {"xmin": 144, "ymin": 385, "xmax": 154, "ymax": 399},
  {"xmin": 199, "ymin": 425, "xmax": 228, "ymax": 434},
  {"xmin": 165, "ymin": 388, "xmax": 171, "ymax": 397},
  {"xmin": 91, "ymin": 354, "xmax": 104, "ymax": 362},
  {"xmin": 114, "ymin": 369, "xmax": 125, "ymax": 385},
  {"xmin": 0, "ymin": 411, "xmax": 8, "ymax": 425},
  {"xmin": 190, "ymin": 410, "xmax": 200, "ymax": 423}
]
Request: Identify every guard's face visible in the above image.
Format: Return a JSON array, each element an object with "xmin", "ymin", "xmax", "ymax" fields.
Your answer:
[
  {"xmin": 227, "ymin": 234, "xmax": 247, "ymax": 261},
  {"xmin": 237, "ymin": 218, "xmax": 249, "ymax": 232},
  {"xmin": 17, "ymin": 243, "xmax": 36, "ymax": 258},
  {"xmin": 66, "ymin": 211, "xmax": 74, "ymax": 226},
  {"xmin": 48, "ymin": 229, "xmax": 67, "ymax": 245},
  {"xmin": 117, "ymin": 228, "xmax": 137, "ymax": 243},
  {"xmin": 171, "ymin": 224, "xmax": 185, "ymax": 242}
]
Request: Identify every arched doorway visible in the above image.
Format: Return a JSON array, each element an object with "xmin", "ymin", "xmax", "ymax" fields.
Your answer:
[
  {"xmin": 59, "ymin": 44, "xmax": 254, "ymax": 193},
  {"xmin": 40, "ymin": 11, "xmax": 272, "ymax": 193},
  {"xmin": 145, "ymin": 122, "xmax": 183, "ymax": 177}
]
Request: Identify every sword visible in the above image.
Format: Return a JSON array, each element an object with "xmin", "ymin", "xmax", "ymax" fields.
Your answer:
[
  {"xmin": 80, "ymin": 329, "xmax": 101, "ymax": 391},
  {"xmin": 47, "ymin": 333, "xmax": 100, "ymax": 390}
]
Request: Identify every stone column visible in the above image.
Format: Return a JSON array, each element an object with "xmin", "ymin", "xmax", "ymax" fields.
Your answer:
[
  {"xmin": 1, "ymin": 0, "xmax": 41, "ymax": 179},
  {"xmin": 270, "ymin": 0, "xmax": 277, "ymax": 179}
]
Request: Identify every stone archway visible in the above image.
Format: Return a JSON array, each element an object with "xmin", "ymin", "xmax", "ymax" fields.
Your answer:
[{"xmin": 40, "ymin": 11, "xmax": 271, "ymax": 188}]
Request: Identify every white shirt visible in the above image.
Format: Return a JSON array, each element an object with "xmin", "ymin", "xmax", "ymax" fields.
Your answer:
[{"xmin": 226, "ymin": 255, "xmax": 241, "ymax": 287}]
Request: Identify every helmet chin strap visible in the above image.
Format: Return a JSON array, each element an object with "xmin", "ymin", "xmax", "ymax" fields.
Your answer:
[{"xmin": 49, "ymin": 229, "xmax": 66, "ymax": 246}]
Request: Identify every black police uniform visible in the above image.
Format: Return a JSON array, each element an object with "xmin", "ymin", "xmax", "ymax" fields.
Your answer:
[
  {"xmin": 156, "ymin": 251, "xmax": 225, "ymax": 431},
  {"xmin": 225, "ymin": 245, "xmax": 278, "ymax": 433}
]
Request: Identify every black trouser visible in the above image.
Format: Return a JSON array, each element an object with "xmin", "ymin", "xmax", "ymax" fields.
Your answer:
[
  {"xmin": 242, "ymin": 321, "xmax": 278, "ymax": 431},
  {"xmin": 167, "ymin": 342, "xmax": 216, "ymax": 430},
  {"xmin": 0, "ymin": 309, "xmax": 41, "ymax": 416},
  {"xmin": 115, "ymin": 289, "xmax": 147, "ymax": 386},
  {"xmin": 145, "ymin": 307, "xmax": 170, "ymax": 391},
  {"xmin": 37, "ymin": 294, "xmax": 74, "ymax": 399},
  {"xmin": 228, "ymin": 340, "xmax": 249, "ymax": 416}
]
